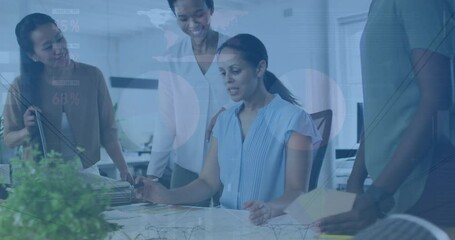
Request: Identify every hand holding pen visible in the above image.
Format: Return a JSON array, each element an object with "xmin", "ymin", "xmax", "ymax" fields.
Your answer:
[{"xmin": 134, "ymin": 176, "xmax": 168, "ymax": 203}]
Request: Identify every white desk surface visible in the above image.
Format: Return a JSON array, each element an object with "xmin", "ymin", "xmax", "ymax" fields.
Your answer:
[{"xmin": 104, "ymin": 203, "xmax": 342, "ymax": 240}]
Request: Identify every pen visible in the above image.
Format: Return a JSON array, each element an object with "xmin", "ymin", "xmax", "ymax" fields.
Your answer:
[{"xmin": 319, "ymin": 234, "xmax": 352, "ymax": 239}]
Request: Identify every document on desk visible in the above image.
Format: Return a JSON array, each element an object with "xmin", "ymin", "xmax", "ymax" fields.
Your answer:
[
  {"xmin": 105, "ymin": 204, "xmax": 321, "ymax": 240},
  {"xmin": 103, "ymin": 209, "xmax": 140, "ymax": 220},
  {"xmin": 284, "ymin": 188, "xmax": 355, "ymax": 225}
]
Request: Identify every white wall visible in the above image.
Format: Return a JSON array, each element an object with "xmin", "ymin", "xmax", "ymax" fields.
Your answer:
[
  {"xmin": 0, "ymin": 1, "xmax": 24, "ymax": 107},
  {"xmin": 0, "ymin": 22, "xmax": 18, "ymax": 162},
  {"xmin": 327, "ymin": 0, "xmax": 372, "ymax": 151}
]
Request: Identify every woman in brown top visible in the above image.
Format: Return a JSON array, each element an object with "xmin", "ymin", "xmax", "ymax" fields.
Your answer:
[{"xmin": 3, "ymin": 13, "xmax": 133, "ymax": 183}]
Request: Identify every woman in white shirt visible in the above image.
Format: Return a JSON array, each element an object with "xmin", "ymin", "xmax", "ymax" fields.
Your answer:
[{"xmin": 146, "ymin": 0, "xmax": 230, "ymax": 206}]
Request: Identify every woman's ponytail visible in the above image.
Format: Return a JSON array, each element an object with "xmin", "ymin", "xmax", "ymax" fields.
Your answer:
[{"xmin": 264, "ymin": 71, "xmax": 299, "ymax": 106}]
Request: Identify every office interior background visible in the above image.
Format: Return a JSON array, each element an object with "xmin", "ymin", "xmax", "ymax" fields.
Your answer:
[{"xmin": 0, "ymin": 0, "xmax": 374, "ymax": 188}]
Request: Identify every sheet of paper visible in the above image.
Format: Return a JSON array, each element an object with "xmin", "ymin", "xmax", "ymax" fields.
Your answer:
[
  {"xmin": 284, "ymin": 188, "xmax": 355, "ymax": 224},
  {"xmin": 103, "ymin": 209, "xmax": 142, "ymax": 220}
]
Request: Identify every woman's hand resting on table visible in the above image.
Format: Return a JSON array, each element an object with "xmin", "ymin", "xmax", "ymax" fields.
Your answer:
[{"xmin": 244, "ymin": 200, "xmax": 273, "ymax": 225}]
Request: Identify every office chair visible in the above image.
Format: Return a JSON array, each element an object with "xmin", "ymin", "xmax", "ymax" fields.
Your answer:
[{"xmin": 308, "ymin": 109, "xmax": 333, "ymax": 191}]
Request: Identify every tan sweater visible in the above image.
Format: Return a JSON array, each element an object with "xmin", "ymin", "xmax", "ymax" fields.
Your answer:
[{"xmin": 3, "ymin": 61, "xmax": 118, "ymax": 168}]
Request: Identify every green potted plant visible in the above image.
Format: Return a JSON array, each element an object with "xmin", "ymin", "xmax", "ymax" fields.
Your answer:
[{"xmin": 0, "ymin": 147, "xmax": 114, "ymax": 240}]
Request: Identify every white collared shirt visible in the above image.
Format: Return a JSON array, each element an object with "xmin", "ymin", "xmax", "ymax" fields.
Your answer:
[{"xmin": 147, "ymin": 33, "xmax": 231, "ymax": 177}]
